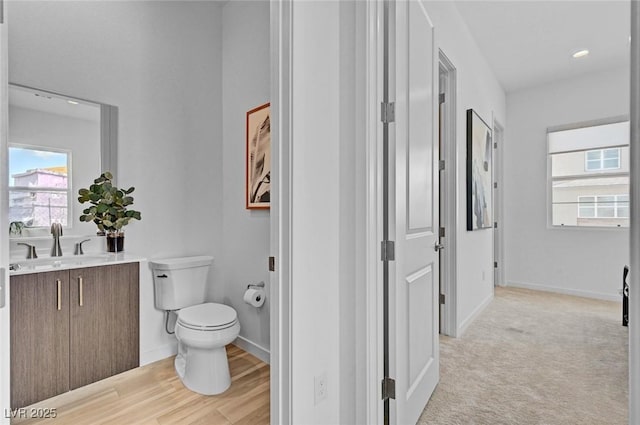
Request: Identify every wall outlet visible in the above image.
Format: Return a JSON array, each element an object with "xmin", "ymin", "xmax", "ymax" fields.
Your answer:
[{"xmin": 314, "ymin": 373, "xmax": 327, "ymax": 405}]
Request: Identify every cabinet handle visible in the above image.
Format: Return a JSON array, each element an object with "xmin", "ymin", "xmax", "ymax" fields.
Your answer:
[
  {"xmin": 56, "ymin": 279, "xmax": 61, "ymax": 311},
  {"xmin": 78, "ymin": 276, "xmax": 83, "ymax": 307}
]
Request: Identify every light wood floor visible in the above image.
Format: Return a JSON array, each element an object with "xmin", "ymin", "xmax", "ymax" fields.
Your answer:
[{"xmin": 12, "ymin": 345, "xmax": 270, "ymax": 425}]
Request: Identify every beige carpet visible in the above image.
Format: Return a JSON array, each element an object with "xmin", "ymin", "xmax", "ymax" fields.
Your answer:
[{"xmin": 419, "ymin": 287, "xmax": 628, "ymax": 425}]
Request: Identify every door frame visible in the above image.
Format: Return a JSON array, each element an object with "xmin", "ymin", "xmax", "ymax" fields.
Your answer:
[
  {"xmin": 0, "ymin": 1, "xmax": 9, "ymax": 422},
  {"xmin": 492, "ymin": 119, "xmax": 505, "ymax": 287},
  {"xmin": 270, "ymin": 0, "xmax": 292, "ymax": 423},
  {"xmin": 629, "ymin": 2, "xmax": 640, "ymax": 423},
  {"xmin": 364, "ymin": 0, "xmax": 384, "ymax": 423},
  {"xmin": 438, "ymin": 51, "xmax": 458, "ymax": 337}
]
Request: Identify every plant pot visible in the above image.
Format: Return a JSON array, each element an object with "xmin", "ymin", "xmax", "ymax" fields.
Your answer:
[{"xmin": 106, "ymin": 233, "xmax": 125, "ymax": 253}]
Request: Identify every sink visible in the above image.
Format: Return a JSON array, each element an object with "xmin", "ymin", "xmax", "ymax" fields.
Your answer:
[{"xmin": 10, "ymin": 254, "xmax": 114, "ymax": 273}]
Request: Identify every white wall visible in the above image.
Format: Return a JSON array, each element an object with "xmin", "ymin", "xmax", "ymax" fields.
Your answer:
[
  {"xmin": 219, "ymin": 0, "xmax": 271, "ymax": 363},
  {"xmin": 288, "ymin": 1, "xmax": 368, "ymax": 422},
  {"xmin": 505, "ymin": 67, "xmax": 630, "ymax": 301},
  {"xmin": 8, "ymin": 1, "xmax": 224, "ymax": 364},
  {"xmin": 424, "ymin": 2, "xmax": 507, "ymax": 334},
  {"xmin": 284, "ymin": 1, "xmax": 367, "ymax": 422}
]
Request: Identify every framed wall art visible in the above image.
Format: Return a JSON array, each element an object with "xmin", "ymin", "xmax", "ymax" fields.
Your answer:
[
  {"xmin": 466, "ymin": 109, "xmax": 493, "ymax": 230},
  {"xmin": 246, "ymin": 102, "xmax": 271, "ymax": 209}
]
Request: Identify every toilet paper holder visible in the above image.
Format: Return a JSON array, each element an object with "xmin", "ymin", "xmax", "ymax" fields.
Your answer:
[{"xmin": 247, "ymin": 281, "xmax": 265, "ymax": 290}]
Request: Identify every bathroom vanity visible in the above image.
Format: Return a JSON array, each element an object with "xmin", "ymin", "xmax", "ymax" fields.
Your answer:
[{"xmin": 9, "ymin": 257, "xmax": 141, "ymax": 409}]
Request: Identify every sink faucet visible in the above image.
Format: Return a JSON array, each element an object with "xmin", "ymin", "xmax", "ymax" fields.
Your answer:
[
  {"xmin": 74, "ymin": 239, "xmax": 91, "ymax": 256},
  {"xmin": 17, "ymin": 243, "xmax": 37, "ymax": 259},
  {"xmin": 51, "ymin": 222, "xmax": 63, "ymax": 257}
]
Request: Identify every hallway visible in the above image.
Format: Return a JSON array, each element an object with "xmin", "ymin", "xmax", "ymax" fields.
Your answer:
[{"xmin": 420, "ymin": 287, "xmax": 627, "ymax": 424}]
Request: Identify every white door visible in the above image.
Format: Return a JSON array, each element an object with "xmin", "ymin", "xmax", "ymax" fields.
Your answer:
[{"xmin": 389, "ymin": 0, "xmax": 439, "ymax": 424}]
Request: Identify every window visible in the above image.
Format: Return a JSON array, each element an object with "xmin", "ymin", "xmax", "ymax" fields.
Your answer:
[
  {"xmin": 548, "ymin": 120, "xmax": 629, "ymax": 228},
  {"xmin": 578, "ymin": 195, "xmax": 629, "ymax": 219},
  {"xmin": 585, "ymin": 148, "xmax": 620, "ymax": 171},
  {"xmin": 9, "ymin": 146, "xmax": 71, "ymax": 228}
]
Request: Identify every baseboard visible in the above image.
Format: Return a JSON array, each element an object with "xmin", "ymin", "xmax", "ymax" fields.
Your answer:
[
  {"xmin": 457, "ymin": 292, "xmax": 494, "ymax": 337},
  {"xmin": 139, "ymin": 337, "xmax": 270, "ymax": 367},
  {"xmin": 140, "ymin": 342, "xmax": 178, "ymax": 366},
  {"xmin": 233, "ymin": 336, "xmax": 270, "ymax": 364},
  {"xmin": 507, "ymin": 280, "xmax": 621, "ymax": 302}
]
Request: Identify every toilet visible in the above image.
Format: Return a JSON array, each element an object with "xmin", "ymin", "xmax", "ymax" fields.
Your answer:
[{"xmin": 150, "ymin": 256, "xmax": 240, "ymax": 395}]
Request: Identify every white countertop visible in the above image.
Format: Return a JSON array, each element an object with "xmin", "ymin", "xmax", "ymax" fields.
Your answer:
[{"xmin": 9, "ymin": 252, "xmax": 146, "ymax": 276}]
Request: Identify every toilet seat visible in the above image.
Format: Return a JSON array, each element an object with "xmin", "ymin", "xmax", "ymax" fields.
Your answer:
[{"xmin": 177, "ymin": 302, "xmax": 238, "ymax": 331}]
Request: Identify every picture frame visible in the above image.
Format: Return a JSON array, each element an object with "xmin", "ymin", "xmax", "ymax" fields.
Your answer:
[
  {"xmin": 246, "ymin": 102, "xmax": 271, "ymax": 209},
  {"xmin": 466, "ymin": 109, "xmax": 493, "ymax": 230}
]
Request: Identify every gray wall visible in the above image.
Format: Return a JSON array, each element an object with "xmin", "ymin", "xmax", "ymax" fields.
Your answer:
[
  {"xmin": 218, "ymin": 0, "xmax": 271, "ymax": 360},
  {"xmin": 505, "ymin": 66, "xmax": 630, "ymax": 300}
]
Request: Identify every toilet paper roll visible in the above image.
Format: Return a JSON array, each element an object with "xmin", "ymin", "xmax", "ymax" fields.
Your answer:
[{"xmin": 244, "ymin": 288, "xmax": 266, "ymax": 308}]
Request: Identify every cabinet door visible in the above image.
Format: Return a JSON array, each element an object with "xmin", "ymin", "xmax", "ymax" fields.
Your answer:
[
  {"xmin": 109, "ymin": 262, "xmax": 139, "ymax": 375},
  {"xmin": 10, "ymin": 271, "xmax": 70, "ymax": 408},
  {"xmin": 69, "ymin": 263, "xmax": 139, "ymax": 390}
]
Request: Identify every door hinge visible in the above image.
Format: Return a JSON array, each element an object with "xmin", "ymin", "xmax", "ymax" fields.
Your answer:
[
  {"xmin": 381, "ymin": 240, "xmax": 395, "ymax": 262},
  {"xmin": 439, "ymin": 93, "xmax": 445, "ymax": 104},
  {"xmin": 440, "ymin": 293, "xmax": 445, "ymax": 305},
  {"xmin": 494, "ymin": 261, "xmax": 498, "ymax": 269},
  {"xmin": 381, "ymin": 102, "xmax": 395, "ymax": 123},
  {"xmin": 494, "ymin": 142, "xmax": 497, "ymax": 149},
  {"xmin": 494, "ymin": 222, "xmax": 498, "ymax": 229},
  {"xmin": 382, "ymin": 377, "xmax": 396, "ymax": 400},
  {"xmin": 439, "ymin": 227, "xmax": 445, "ymax": 238},
  {"xmin": 493, "ymin": 182, "xmax": 497, "ymax": 189},
  {"xmin": 439, "ymin": 160, "xmax": 445, "ymax": 171},
  {"xmin": 269, "ymin": 256, "xmax": 276, "ymax": 272}
]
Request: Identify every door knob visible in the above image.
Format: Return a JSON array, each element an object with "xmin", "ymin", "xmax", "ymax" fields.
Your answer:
[{"xmin": 434, "ymin": 243, "xmax": 445, "ymax": 252}]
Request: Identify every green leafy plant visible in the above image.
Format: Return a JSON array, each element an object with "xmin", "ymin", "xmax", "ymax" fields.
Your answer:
[{"xmin": 78, "ymin": 171, "xmax": 141, "ymax": 234}]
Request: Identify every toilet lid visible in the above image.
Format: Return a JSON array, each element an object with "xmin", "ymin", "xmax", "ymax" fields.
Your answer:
[{"xmin": 178, "ymin": 303, "xmax": 237, "ymax": 330}]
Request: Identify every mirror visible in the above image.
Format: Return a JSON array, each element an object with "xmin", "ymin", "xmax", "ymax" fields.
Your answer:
[{"xmin": 8, "ymin": 83, "xmax": 118, "ymax": 237}]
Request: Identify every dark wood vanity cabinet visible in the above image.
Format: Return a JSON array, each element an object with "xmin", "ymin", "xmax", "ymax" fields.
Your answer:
[
  {"xmin": 69, "ymin": 264, "xmax": 139, "ymax": 390},
  {"xmin": 10, "ymin": 262, "xmax": 139, "ymax": 408},
  {"xmin": 10, "ymin": 270, "xmax": 71, "ymax": 409}
]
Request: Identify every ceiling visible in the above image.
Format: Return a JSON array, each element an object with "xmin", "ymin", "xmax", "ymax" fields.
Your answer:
[
  {"xmin": 454, "ymin": 1, "xmax": 630, "ymax": 93},
  {"xmin": 9, "ymin": 85, "xmax": 100, "ymax": 122}
]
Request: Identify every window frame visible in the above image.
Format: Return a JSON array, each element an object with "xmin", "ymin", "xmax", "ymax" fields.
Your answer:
[
  {"xmin": 577, "ymin": 194, "xmax": 629, "ymax": 219},
  {"xmin": 547, "ymin": 116, "xmax": 629, "ymax": 230},
  {"xmin": 584, "ymin": 147, "xmax": 621, "ymax": 171},
  {"xmin": 8, "ymin": 143, "xmax": 73, "ymax": 229}
]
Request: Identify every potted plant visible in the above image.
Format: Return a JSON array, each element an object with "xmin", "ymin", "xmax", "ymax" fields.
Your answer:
[{"xmin": 78, "ymin": 171, "xmax": 141, "ymax": 252}]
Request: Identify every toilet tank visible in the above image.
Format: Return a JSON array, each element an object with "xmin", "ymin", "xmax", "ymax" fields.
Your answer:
[{"xmin": 150, "ymin": 256, "xmax": 213, "ymax": 311}]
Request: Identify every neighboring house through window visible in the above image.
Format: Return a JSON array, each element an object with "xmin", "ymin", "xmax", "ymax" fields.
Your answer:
[
  {"xmin": 548, "ymin": 120, "xmax": 629, "ymax": 228},
  {"xmin": 9, "ymin": 146, "xmax": 70, "ymax": 227}
]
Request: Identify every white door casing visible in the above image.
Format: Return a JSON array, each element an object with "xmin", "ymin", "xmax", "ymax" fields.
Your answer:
[
  {"xmin": 493, "ymin": 121, "xmax": 505, "ymax": 287},
  {"xmin": 0, "ymin": 1, "xmax": 9, "ymax": 423},
  {"xmin": 389, "ymin": 0, "xmax": 439, "ymax": 423},
  {"xmin": 270, "ymin": 0, "xmax": 292, "ymax": 423}
]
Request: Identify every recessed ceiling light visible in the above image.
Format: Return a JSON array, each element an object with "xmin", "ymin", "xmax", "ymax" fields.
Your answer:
[
  {"xmin": 572, "ymin": 49, "xmax": 589, "ymax": 59},
  {"xmin": 67, "ymin": 100, "xmax": 79, "ymax": 105}
]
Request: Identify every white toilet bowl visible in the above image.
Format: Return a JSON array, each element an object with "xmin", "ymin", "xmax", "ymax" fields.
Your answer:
[
  {"xmin": 174, "ymin": 302, "xmax": 241, "ymax": 395},
  {"xmin": 151, "ymin": 256, "xmax": 241, "ymax": 395}
]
